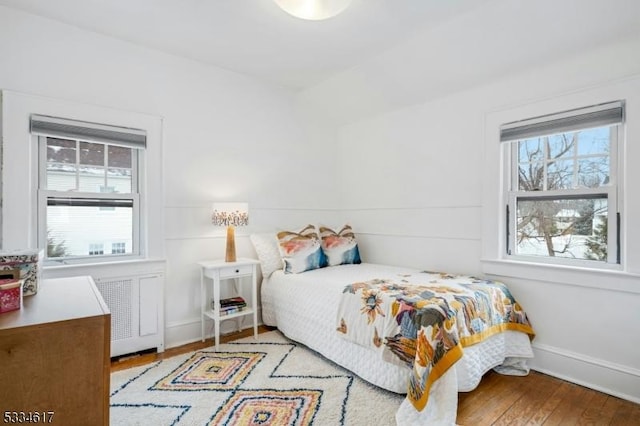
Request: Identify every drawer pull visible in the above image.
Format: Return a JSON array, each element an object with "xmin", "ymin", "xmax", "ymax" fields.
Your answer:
[{"xmin": 219, "ymin": 264, "xmax": 252, "ymax": 278}]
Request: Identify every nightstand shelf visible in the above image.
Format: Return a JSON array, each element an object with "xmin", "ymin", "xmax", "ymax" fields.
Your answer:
[
  {"xmin": 198, "ymin": 258, "xmax": 260, "ymax": 350},
  {"xmin": 202, "ymin": 307, "xmax": 255, "ymax": 321}
]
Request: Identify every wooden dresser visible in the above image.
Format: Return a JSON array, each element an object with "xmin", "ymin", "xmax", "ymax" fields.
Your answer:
[{"xmin": 0, "ymin": 276, "xmax": 111, "ymax": 425}]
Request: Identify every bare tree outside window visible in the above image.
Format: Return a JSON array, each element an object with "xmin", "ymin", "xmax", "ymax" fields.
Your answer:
[{"xmin": 515, "ymin": 128, "xmax": 610, "ymax": 261}]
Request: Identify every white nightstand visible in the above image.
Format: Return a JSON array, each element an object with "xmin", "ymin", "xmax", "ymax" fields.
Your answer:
[{"xmin": 198, "ymin": 258, "xmax": 260, "ymax": 350}]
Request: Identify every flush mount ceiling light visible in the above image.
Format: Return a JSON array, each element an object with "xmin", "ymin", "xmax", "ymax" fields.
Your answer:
[{"xmin": 274, "ymin": 0, "xmax": 353, "ymax": 20}]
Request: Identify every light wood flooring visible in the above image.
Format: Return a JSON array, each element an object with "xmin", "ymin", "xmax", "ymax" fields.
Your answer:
[{"xmin": 111, "ymin": 327, "xmax": 640, "ymax": 425}]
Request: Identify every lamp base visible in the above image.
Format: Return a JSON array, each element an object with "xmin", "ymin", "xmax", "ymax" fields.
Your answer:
[{"xmin": 225, "ymin": 226, "xmax": 236, "ymax": 262}]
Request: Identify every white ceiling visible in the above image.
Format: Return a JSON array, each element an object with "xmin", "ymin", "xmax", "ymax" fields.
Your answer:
[
  {"xmin": 0, "ymin": 0, "xmax": 496, "ymax": 90},
  {"xmin": 0, "ymin": 0, "xmax": 639, "ymax": 94}
]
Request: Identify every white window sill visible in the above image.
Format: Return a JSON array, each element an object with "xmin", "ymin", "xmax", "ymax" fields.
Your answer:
[
  {"xmin": 43, "ymin": 257, "xmax": 166, "ymax": 279},
  {"xmin": 481, "ymin": 258, "xmax": 640, "ymax": 295}
]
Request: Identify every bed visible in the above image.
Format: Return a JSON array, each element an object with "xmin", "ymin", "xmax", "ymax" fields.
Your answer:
[{"xmin": 251, "ymin": 228, "xmax": 535, "ymax": 425}]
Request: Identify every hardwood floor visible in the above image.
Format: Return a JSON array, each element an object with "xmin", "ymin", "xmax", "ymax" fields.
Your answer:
[
  {"xmin": 111, "ymin": 328, "xmax": 640, "ymax": 425},
  {"xmin": 457, "ymin": 370, "xmax": 640, "ymax": 425},
  {"xmin": 110, "ymin": 325, "xmax": 275, "ymax": 372}
]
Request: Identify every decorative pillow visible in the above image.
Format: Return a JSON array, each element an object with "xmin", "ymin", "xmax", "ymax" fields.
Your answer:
[
  {"xmin": 319, "ymin": 225, "xmax": 362, "ymax": 266},
  {"xmin": 277, "ymin": 224, "xmax": 327, "ymax": 274},
  {"xmin": 249, "ymin": 233, "xmax": 283, "ymax": 278}
]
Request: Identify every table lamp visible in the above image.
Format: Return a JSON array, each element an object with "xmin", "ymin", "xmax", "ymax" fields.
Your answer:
[{"xmin": 212, "ymin": 202, "xmax": 249, "ymax": 262}]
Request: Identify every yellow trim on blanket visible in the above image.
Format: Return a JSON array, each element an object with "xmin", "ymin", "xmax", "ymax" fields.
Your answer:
[
  {"xmin": 459, "ymin": 323, "xmax": 535, "ymax": 347},
  {"xmin": 411, "ymin": 343, "xmax": 464, "ymax": 411},
  {"xmin": 410, "ymin": 323, "xmax": 534, "ymax": 412}
]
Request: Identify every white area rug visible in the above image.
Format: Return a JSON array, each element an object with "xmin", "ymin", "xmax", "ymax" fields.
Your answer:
[{"xmin": 110, "ymin": 330, "xmax": 404, "ymax": 425}]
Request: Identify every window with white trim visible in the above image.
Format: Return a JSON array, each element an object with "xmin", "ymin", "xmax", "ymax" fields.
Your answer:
[
  {"xmin": 501, "ymin": 101, "xmax": 623, "ymax": 267},
  {"xmin": 32, "ymin": 115, "xmax": 145, "ymax": 262},
  {"xmin": 88, "ymin": 243, "xmax": 105, "ymax": 256},
  {"xmin": 111, "ymin": 242, "xmax": 126, "ymax": 254}
]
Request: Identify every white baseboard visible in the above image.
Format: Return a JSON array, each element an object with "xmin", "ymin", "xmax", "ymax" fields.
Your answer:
[{"xmin": 530, "ymin": 343, "xmax": 640, "ymax": 404}]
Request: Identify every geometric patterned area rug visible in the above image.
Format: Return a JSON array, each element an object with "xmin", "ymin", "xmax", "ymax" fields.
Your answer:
[{"xmin": 110, "ymin": 330, "xmax": 404, "ymax": 425}]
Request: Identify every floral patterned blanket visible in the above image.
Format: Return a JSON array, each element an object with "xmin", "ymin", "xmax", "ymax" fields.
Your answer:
[{"xmin": 336, "ymin": 271, "xmax": 535, "ymax": 411}]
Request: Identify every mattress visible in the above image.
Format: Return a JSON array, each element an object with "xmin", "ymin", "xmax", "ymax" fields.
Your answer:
[{"xmin": 261, "ymin": 263, "xmax": 533, "ymax": 424}]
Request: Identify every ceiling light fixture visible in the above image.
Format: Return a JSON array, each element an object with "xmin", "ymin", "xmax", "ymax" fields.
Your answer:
[{"xmin": 274, "ymin": 0, "xmax": 353, "ymax": 21}]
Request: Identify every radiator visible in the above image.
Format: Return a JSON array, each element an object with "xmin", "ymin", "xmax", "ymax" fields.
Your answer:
[{"xmin": 94, "ymin": 273, "xmax": 164, "ymax": 357}]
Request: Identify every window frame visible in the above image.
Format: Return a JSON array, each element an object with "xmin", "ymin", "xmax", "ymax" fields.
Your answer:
[
  {"xmin": 502, "ymin": 107, "xmax": 623, "ymax": 270},
  {"xmin": 36, "ymin": 135, "xmax": 142, "ymax": 263}
]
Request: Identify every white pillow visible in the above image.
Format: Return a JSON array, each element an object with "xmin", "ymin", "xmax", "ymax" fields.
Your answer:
[{"xmin": 250, "ymin": 233, "xmax": 283, "ymax": 278}]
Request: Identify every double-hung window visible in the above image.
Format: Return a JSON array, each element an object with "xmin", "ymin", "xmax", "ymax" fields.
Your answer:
[
  {"xmin": 32, "ymin": 115, "xmax": 146, "ymax": 262},
  {"xmin": 501, "ymin": 101, "xmax": 623, "ymax": 267}
]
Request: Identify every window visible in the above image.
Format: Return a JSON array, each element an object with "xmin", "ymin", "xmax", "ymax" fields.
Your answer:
[
  {"xmin": 32, "ymin": 115, "xmax": 146, "ymax": 262},
  {"xmin": 89, "ymin": 243, "xmax": 105, "ymax": 256},
  {"xmin": 111, "ymin": 242, "xmax": 126, "ymax": 254},
  {"xmin": 501, "ymin": 101, "xmax": 623, "ymax": 266}
]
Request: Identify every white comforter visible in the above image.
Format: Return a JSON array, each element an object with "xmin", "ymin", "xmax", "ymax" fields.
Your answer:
[{"xmin": 261, "ymin": 263, "xmax": 533, "ymax": 425}]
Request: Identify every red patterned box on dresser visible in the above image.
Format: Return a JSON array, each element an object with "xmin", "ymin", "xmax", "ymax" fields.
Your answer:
[
  {"xmin": 0, "ymin": 279, "xmax": 22, "ymax": 313},
  {"xmin": 0, "ymin": 250, "xmax": 43, "ymax": 296}
]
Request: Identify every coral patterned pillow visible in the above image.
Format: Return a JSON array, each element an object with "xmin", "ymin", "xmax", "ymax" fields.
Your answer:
[
  {"xmin": 320, "ymin": 225, "xmax": 362, "ymax": 266},
  {"xmin": 277, "ymin": 225, "xmax": 327, "ymax": 274}
]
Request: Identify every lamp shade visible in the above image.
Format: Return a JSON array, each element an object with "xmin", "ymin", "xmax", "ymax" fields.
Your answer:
[
  {"xmin": 212, "ymin": 202, "xmax": 249, "ymax": 227},
  {"xmin": 274, "ymin": 0, "xmax": 353, "ymax": 21}
]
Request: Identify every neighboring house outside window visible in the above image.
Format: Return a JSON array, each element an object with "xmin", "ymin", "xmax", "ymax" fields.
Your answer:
[
  {"xmin": 501, "ymin": 101, "xmax": 623, "ymax": 267},
  {"xmin": 99, "ymin": 186, "xmax": 117, "ymax": 211},
  {"xmin": 33, "ymin": 115, "xmax": 146, "ymax": 262}
]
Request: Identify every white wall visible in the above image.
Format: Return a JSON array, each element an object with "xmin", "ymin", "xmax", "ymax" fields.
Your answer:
[
  {"xmin": 319, "ymin": 37, "xmax": 640, "ymax": 403},
  {"xmin": 0, "ymin": 6, "xmax": 340, "ymax": 347}
]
